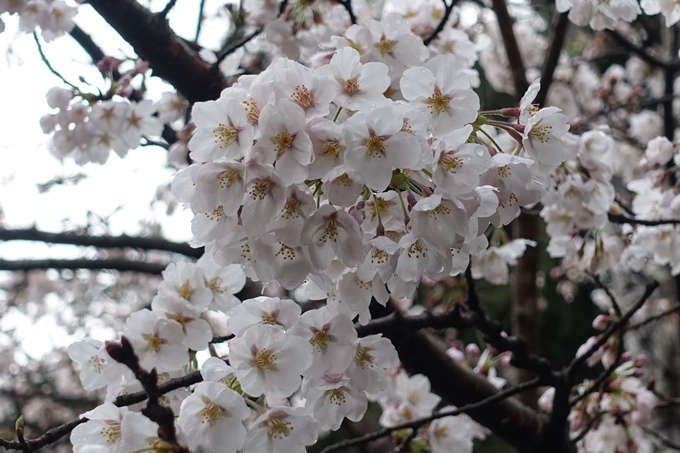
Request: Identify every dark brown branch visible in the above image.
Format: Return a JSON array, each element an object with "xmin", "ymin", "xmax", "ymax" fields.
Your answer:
[
  {"xmin": 423, "ymin": 0, "xmax": 456, "ymax": 46},
  {"xmin": 0, "ymin": 259, "xmax": 168, "ymax": 275},
  {"xmin": 0, "ymin": 227, "xmax": 203, "ymax": 258},
  {"xmin": 319, "ymin": 377, "xmax": 541, "ymax": 453},
  {"xmin": 195, "ymin": 0, "xmax": 207, "ymax": 42},
  {"xmin": 490, "ymin": 0, "xmax": 529, "ymax": 96},
  {"xmin": 0, "ymin": 418, "xmax": 86, "ymax": 452},
  {"xmin": 355, "ymin": 304, "xmax": 475, "ymax": 337},
  {"xmin": 87, "ymin": 0, "xmax": 228, "ymax": 103},
  {"xmin": 337, "ymin": 0, "xmax": 357, "ymax": 25},
  {"xmin": 158, "ymin": 0, "xmax": 178, "ymax": 18},
  {"xmin": 606, "ymin": 29, "xmax": 674, "ymax": 70},
  {"xmin": 369, "ymin": 300, "xmax": 547, "ymax": 452},
  {"xmin": 608, "ymin": 213, "xmax": 680, "ymax": 226},
  {"xmin": 535, "ymin": 12, "xmax": 569, "ymax": 106}
]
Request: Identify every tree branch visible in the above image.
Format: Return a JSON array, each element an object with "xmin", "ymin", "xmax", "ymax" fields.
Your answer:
[
  {"xmin": 0, "ymin": 259, "xmax": 167, "ymax": 275},
  {"xmin": 608, "ymin": 213, "xmax": 680, "ymax": 226},
  {"xmin": 568, "ymin": 281, "xmax": 659, "ymax": 375},
  {"xmin": 422, "ymin": 0, "xmax": 456, "ymax": 46},
  {"xmin": 535, "ymin": 12, "xmax": 569, "ymax": 106},
  {"xmin": 606, "ymin": 29, "xmax": 674, "ymax": 70},
  {"xmin": 87, "ymin": 0, "xmax": 228, "ymax": 103},
  {"xmin": 628, "ymin": 303, "xmax": 680, "ymax": 330},
  {"xmin": 369, "ymin": 300, "xmax": 547, "ymax": 452},
  {"xmin": 0, "ymin": 227, "xmax": 203, "ymax": 258},
  {"xmin": 33, "ymin": 32, "xmax": 78, "ymax": 90},
  {"xmin": 319, "ymin": 377, "xmax": 541, "ymax": 453}
]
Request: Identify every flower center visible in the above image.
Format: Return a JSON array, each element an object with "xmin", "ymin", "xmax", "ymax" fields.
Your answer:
[
  {"xmin": 177, "ymin": 282, "xmax": 193, "ymax": 300},
  {"xmin": 427, "ymin": 87, "xmax": 450, "ymax": 114},
  {"xmin": 370, "ymin": 197, "xmax": 390, "ymax": 220},
  {"xmin": 344, "ymin": 78, "xmax": 360, "ymax": 96},
  {"xmin": 406, "ymin": 240, "xmax": 427, "ymax": 258},
  {"xmin": 218, "ymin": 168, "xmax": 241, "ymax": 189},
  {"xmin": 530, "ymin": 124, "xmax": 553, "ymax": 143},
  {"xmin": 328, "ymin": 388, "xmax": 347, "ymax": 405},
  {"xmin": 321, "ymin": 141, "xmax": 340, "ymax": 160},
  {"xmin": 249, "ymin": 178, "xmax": 275, "ymax": 201},
  {"xmin": 142, "ymin": 334, "xmax": 165, "ymax": 353},
  {"xmin": 213, "ymin": 123, "xmax": 238, "ymax": 148},
  {"xmin": 253, "ymin": 348, "xmax": 278, "ymax": 370},
  {"xmin": 166, "ymin": 312, "xmax": 193, "ymax": 330},
  {"xmin": 310, "ymin": 329, "xmax": 331, "ymax": 352},
  {"xmin": 333, "ymin": 173, "xmax": 353, "ymax": 187},
  {"xmin": 496, "ymin": 165, "xmax": 511, "ymax": 177},
  {"xmin": 281, "ymin": 198, "xmax": 302, "ymax": 219},
  {"xmin": 204, "ymin": 205, "xmax": 224, "ymax": 222},
  {"xmin": 440, "ymin": 155, "xmax": 463, "ymax": 174},
  {"xmin": 99, "ymin": 424, "xmax": 121, "ymax": 445},
  {"xmin": 275, "ymin": 242, "xmax": 297, "ymax": 260},
  {"xmin": 274, "ymin": 131, "xmax": 294, "ymax": 156},
  {"xmin": 428, "ymin": 203, "xmax": 452, "ymax": 218},
  {"xmin": 200, "ymin": 399, "xmax": 225, "ymax": 427},
  {"xmin": 355, "ymin": 345, "xmax": 374, "ymax": 368},
  {"xmin": 206, "ymin": 277, "xmax": 224, "ymax": 293},
  {"xmin": 243, "ymin": 98, "xmax": 260, "ymax": 124},
  {"xmin": 366, "ymin": 135, "xmax": 387, "ymax": 158},
  {"xmin": 88, "ymin": 355, "xmax": 104, "ymax": 374},
  {"xmin": 266, "ymin": 417, "xmax": 293, "ymax": 440},
  {"xmin": 375, "ymin": 35, "xmax": 397, "ymax": 55},
  {"xmin": 291, "ymin": 85, "xmax": 314, "ymax": 110}
]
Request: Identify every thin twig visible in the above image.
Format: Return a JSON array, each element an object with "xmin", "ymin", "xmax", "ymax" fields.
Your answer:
[
  {"xmin": 158, "ymin": 0, "xmax": 178, "ymax": 18},
  {"xmin": 591, "ymin": 274, "xmax": 622, "ymax": 317},
  {"xmin": 195, "ymin": 0, "xmax": 207, "ymax": 41},
  {"xmin": 642, "ymin": 426, "xmax": 680, "ymax": 450},
  {"xmin": 628, "ymin": 303, "xmax": 680, "ymax": 330},
  {"xmin": 318, "ymin": 378, "xmax": 541, "ymax": 453},
  {"xmin": 214, "ymin": 27, "xmax": 262, "ymax": 66},
  {"xmin": 568, "ymin": 281, "xmax": 659, "ymax": 376},
  {"xmin": 33, "ymin": 32, "xmax": 78, "ymax": 89},
  {"xmin": 423, "ymin": 0, "xmax": 456, "ymax": 46}
]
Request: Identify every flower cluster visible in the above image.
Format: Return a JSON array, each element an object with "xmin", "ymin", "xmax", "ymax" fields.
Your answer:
[
  {"xmin": 0, "ymin": 0, "xmax": 77, "ymax": 41},
  {"xmin": 172, "ymin": 20, "xmax": 570, "ymax": 320},
  {"xmin": 67, "ymin": 255, "xmax": 404, "ymax": 453},
  {"xmin": 39, "ymin": 87, "xmax": 184, "ymax": 165}
]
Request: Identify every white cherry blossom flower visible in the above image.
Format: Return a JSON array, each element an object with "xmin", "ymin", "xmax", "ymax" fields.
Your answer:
[
  {"xmin": 243, "ymin": 406, "xmax": 319, "ymax": 453},
  {"xmin": 301, "ymin": 204, "xmax": 364, "ymax": 270},
  {"xmin": 70, "ymin": 403, "xmax": 127, "ymax": 453},
  {"xmin": 400, "ymin": 56, "xmax": 480, "ymax": 136},
  {"xmin": 227, "ymin": 296, "xmax": 302, "ymax": 336},
  {"xmin": 229, "ymin": 324, "xmax": 312, "ymax": 398},
  {"xmin": 177, "ymin": 381, "xmax": 250, "ymax": 453},
  {"xmin": 151, "ymin": 296, "xmax": 213, "ymax": 351},
  {"xmin": 158, "ymin": 262, "xmax": 212, "ymax": 312},
  {"xmin": 304, "ymin": 374, "xmax": 368, "ymax": 431},
  {"xmin": 123, "ymin": 309, "xmax": 188, "ymax": 372},
  {"xmin": 68, "ymin": 338, "xmax": 129, "ymax": 392},
  {"xmin": 343, "ymin": 106, "xmax": 420, "ymax": 192},
  {"xmin": 251, "ymin": 99, "xmax": 313, "ymax": 184},
  {"xmin": 316, "ymin": 47, "xmax": 391, "ymax": 111},
  {"xmin": 289, "ymin": 306, "xmax": 358, "ymax": 377},
  {"xmin": 346, "ymin": 334, "xmax": 399, "ymax": 394}
]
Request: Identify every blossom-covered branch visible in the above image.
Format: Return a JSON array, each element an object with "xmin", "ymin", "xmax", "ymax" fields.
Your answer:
[{"xmin": 319, "ymin": 377, "xmax": 541, "ymax": 453}]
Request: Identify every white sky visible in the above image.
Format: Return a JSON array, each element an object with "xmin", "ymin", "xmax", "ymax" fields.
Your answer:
[{"xmin": 0, "ymin": 0, "xmax": 231, "ymax": 359}]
